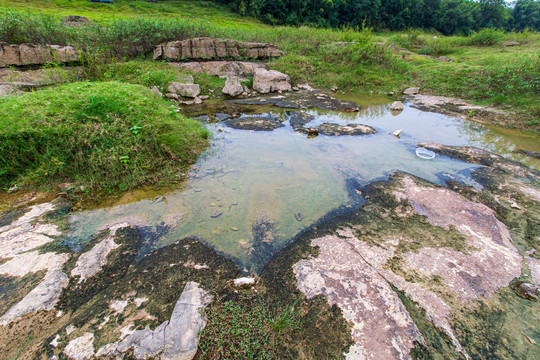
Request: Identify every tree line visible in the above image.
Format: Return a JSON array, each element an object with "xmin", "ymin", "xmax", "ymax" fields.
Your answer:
[{"xmin": 213, "ymin": 0, "xmax": 540, "ymax": 34}]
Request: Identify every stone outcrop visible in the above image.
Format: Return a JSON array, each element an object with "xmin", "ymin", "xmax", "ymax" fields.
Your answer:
[
  {"xmin": 252, "ymin": 68, "xmax": 291, "ymax": 94},
  {"xmin": 170, "ymin": 61, "xmax": 267, "ymax": 78},
  {"xmin": 154, "ymin": 37, "xmax": 284, "ymax": 61},
  {"xmin": 0, "ymin": 43, "xmax": 78, "ymax": 67},
  {"xmin": 94, "ymin": 282, "xmax": 212, "ymax": 360},
  {"xmin": 313, "ymin": 123, "xmax": 377, "ymax": 136},
  {"xmin": 0, "ymin": 201, "xmax": 70, "ymax": 326},
  {"xmin": 293, "ymin": 172, "xmax": 526, "ymax": 359}
]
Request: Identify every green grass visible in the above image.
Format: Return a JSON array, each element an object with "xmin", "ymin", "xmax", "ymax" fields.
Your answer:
[
  {"xmin": 0, "ymin": 82, "xmax": 210, "ymax": 191},
  {"xmin": 0, "ymin": 0, "xmax": 264, "ymax": 28},
  {"xmin": 198, "ymin": 292, "xmax": 301, "ymax": 359},
  {"xmin": 84, "ymin": 60, "xmax": 225, "ymax": 95}
]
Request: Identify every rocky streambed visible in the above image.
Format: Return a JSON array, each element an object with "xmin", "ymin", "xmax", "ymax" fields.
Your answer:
[{"xmin": 1, "ymin": 91, "xmax": 539, "ymax": 359}]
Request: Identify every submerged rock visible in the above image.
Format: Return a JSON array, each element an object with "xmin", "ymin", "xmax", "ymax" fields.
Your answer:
[
  {"xmin": 229, "ymin": 90, "xmax": 360, "ymax": 112},
  {"xmin": 312, "ymin": 123, "xmax": 377, "ymax": 136},
  {"xmin": 224, "ymin": 115, "xmax": 284, "ymax": 131},
  {"xmin": 70, "ymin": 224, "xmax": 125, "ymax": 283},
  {"xmin": 512, "ymin": 281, "xmax": 539, "ymax": 301}
]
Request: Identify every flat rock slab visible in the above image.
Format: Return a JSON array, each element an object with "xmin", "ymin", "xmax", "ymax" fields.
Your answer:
[
  {"xmin": 288, "ymin": 111, "xmax": 315, "ymax": 130},
  {"xmin": 229, "ymin": 91, "xmax": 361, "ymax": 112},
  {"xmin": 408, "ymin": 94, "xmax": 508, "ymax": 124},
  {"xmin": 312, "ymin": 123, "xmax": 377, "ymax": 136},
  {"xmin": 224, "ymin": 116, "xmax": 284, "ymax": 131}
]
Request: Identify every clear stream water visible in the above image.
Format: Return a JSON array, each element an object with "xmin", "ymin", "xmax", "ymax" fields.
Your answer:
[{"xmin": 69, "ymin": 97, "xmax": 539, "ymax": 272}]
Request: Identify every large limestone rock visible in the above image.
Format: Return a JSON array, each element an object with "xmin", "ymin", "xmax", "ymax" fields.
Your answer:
[
  {"xmin": 0, "ymin": 43, "xmax": 78, "ymax": 67},
  {"xmin": 153, "ymin": 37, "xmax": 284, "ymax": 61},
  {"xmin": 252, "ymin": 68, "xmax": 291, "ymax": 94},
  {"xmin": 167, "ymin": 82, "xmax": 200, "ymax": 98},
  {"xmin": 222, "ymin": 76, "xmax": 243, "ymax": 97}
]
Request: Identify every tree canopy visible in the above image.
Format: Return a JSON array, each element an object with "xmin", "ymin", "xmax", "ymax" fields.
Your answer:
[{"xmin": 214, "ymin": 0, "xmax": 540, "ymax": 34}]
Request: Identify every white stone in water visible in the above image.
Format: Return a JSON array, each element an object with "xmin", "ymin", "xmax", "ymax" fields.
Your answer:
[
  {"xmin": 392, "ymin": 129, "xmax": 403, "ymax": 137},
  {"xmin": 64, "ymin": 332, "xmax": 95, "ymax": 360},
  {"xmin": 232, "ymin": 277, "xmax": 257, "ymax": 289},
  {"xmin": 390, "ymin": 101, "xmax": 404, "ymax": 111},
  {"xmin": 71, "ymin": 223, "xmax": 128, "ymax": 282}
]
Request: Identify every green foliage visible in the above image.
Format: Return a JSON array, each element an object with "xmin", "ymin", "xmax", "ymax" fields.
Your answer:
[
  {"xmin": 467, "ymin": 28, "xmax": 506, "ymax": 46},
  {"xmin": 412, "ymin": 51, "xmax": 540, "ymax": 130},
  {"xmin": 198, "ymin": 292, "xmax": 301, "ymax": 359},
  {"xmin": 0, "ymin": 82, "xmax": 209, "ymax": 191},
  {"xmin": 419, "ymin": 38, "xmax": 459, "ymax": 56}
]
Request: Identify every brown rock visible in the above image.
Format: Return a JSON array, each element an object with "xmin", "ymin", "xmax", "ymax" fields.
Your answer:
[{"xmin": 252, "ymin": 68, "xmax": 291, "ymax": 94}]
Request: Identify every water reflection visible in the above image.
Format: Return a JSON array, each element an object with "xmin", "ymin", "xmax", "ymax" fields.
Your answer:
[{"xmin": 69, "ymin": 99, "xmax": 538, "ymax": 272}]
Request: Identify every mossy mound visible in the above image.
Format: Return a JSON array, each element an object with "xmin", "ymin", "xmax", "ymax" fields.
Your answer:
[{"xmin": 0, "ymin": 81, "xmax": 210, "ymax": 191}]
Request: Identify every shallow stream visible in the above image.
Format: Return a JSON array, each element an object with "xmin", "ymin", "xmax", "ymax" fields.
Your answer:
[{"xmin": 69, "ymin": 96, "xmax": 539, "ymax": 272}]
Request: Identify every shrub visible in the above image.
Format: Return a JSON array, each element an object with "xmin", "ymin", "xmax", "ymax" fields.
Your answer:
[
  {"xmin": 0, "ymin": 82, "xmax": 209, "ymax": 191},
  {"xmin": 467, "ymin": 28, "xmax": 505, "ymax": 46},
  {"xmin": 419, "ymin": 37, "xmax": 459, "ymax": 56}
]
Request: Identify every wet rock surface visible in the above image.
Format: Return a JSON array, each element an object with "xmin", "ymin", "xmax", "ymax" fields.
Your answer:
[
  {"xmin": 0, "ymin": 198, "xmax": 240, "ymax": 359},
  {"xmin": 223, "ymin": 115, "xmax": 284, "ymax": 131},
  {"xmin": 1, "ymin": 119, "xmax": 539, "ymax": 359},
  {"xmin": 309, "ymin": 123, "xmax": 377, "ymax": 136},
  {"xmin": 409, "ymin": 94, "xmax": 509, "ymax": 124},
  {"xmin": 263, "ymin": 144, "xmax": 540, "ymax": 359},
  {"xmin": 229, "ymin": 90, "xmax": 361, "ymax": 111}
]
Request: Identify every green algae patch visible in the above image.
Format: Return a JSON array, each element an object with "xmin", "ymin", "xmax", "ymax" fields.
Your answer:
[{"xmin": 0, "ymin": 81, "xmax": 210, "ymax": 192}]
